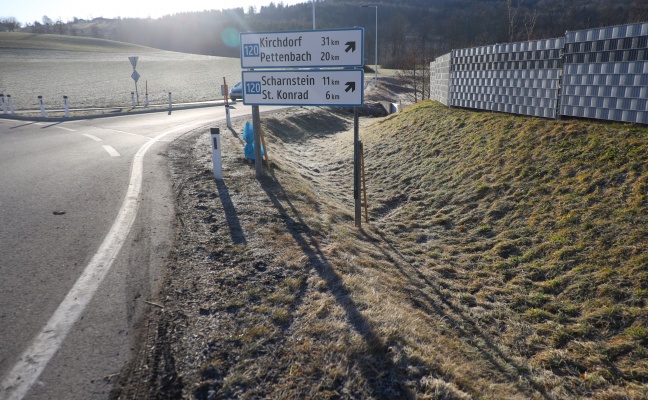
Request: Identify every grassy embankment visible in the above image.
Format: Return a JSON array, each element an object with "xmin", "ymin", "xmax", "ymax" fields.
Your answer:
[{"xmin": 220, "ymin": 102, "xmax": 648, "ymax": 399}]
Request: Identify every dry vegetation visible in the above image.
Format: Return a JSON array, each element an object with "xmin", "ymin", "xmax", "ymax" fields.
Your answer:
[{"xmin": 113, "ymin": 101, "xmax": 648, "ymax": 399}]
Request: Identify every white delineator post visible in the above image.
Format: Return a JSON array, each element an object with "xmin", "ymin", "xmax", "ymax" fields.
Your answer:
[
  {"xmin": 211, "ymin": 128, "xmax": 222, "ymax": 180},
  {"xmin": 168, "ymin": 92, "xmax": 172, "ymax": 111},
  {"xmin": 63, "ymin": 96, "xmax": 70, "ymax": 118},
  {"xmin": 7, "ymin": 95, "xmax": 14, "ymax": 114},
  {"xmin": 38, "ymin": 96, "xmax": 46, "ymax": 117},
  {"xmin": 131, "ymin": 92, "xmax": 136, "ymax": 108},
  {"xmin": 0, "ymin": 94, "xmax": 7, "ymax": 114}
]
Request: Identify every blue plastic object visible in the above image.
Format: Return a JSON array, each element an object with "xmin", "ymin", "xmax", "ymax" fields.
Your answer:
[
  {"xmin": 243, "ymin": 121, "xmax": 254, "ymax": 143},
  {"xmin": 242, "ymin": 121, "xmax": 264, "ymax": 160}
]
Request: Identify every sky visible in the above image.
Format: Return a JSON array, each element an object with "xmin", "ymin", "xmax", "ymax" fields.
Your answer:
[{"xmin": 2, "ymin": 0, "xmax": 309, "ymax": 25}]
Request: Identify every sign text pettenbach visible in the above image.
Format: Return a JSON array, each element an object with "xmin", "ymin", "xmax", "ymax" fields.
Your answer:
[{"xmin": 240, "ymin": 28, "xmax": 364, "ymax": 69}]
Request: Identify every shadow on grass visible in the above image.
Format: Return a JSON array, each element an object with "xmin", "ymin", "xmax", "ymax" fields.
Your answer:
[
  {"xmin": 259, "ymin": 170, "xmax": 413, "ymax": 399},
  {"xmin": 228, "ymin": 126, "xmax": 244, "ymax": 146},
  {"xmin": 365, "ymin": 228, "xmax": 552, "ymax": 399},
  {"xmin": 215, "ymin": 179, "xmax": 247, "ymax": 246},
  {"xmin": 263, "ymin": 107, "xmax": 351, "ymax": 143}
]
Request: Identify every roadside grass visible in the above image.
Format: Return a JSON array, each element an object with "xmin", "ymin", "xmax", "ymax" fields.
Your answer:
[
  {"xmin": 146, "ymin": 102, "xmax": 647, "ymax": 399},
  {"xmin": 357, "ymin": 102, "xmax": 648, "ymax": 398},
  {"xmin": 254, "ymin": 102, "xmax": 648, "ymax": 398}
]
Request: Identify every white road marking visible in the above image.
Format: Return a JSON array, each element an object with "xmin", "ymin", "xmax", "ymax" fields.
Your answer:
[
  {"xmin": 82, "ymin": 133, "xmax": 102, "ymax": 142},
  {"xmin": 102, "ymin": 145, "xmax": 120, "ymax": 157},
  {"xmin": 54, "ymin": 125, "xmax": 76, "ymax": 132},
  {"xmin": 33, "ymin": 122, "xmax": 76, "ymax": 132},
  {"xmin": 0, "ymin": 120, "xmax": 207, "ymax": 400},
  {"xmin": 90, "ymin": 126, "xmax": 155, "ymax": 138}
]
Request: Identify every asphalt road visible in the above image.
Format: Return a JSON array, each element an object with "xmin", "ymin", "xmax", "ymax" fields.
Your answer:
[{"xmin": 0, "ymin": 104, "xmax": 262, "ymax": 400}]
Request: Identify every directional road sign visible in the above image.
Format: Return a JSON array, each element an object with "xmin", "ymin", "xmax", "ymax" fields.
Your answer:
[
  {"xmin": 242, "ymin": 69, "xmax": 364, "ymax": 106},
  {"xmin": 240, "ymin": 28, "xmax": 364, "ymax": 69}
]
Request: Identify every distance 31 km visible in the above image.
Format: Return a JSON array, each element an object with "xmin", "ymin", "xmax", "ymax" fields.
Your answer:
[{"xmin": 240, "ymin": 28, "xmax": 364, "ymax": 69}]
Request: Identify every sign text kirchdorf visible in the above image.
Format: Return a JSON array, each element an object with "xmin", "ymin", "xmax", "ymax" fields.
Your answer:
[
  {"xmin": 240, "ymin": 28, "xmax": 364, "ymax": 69},
  {"xmin": 242, "ymin": 69, "xmax": 364, "ymax": 106}
]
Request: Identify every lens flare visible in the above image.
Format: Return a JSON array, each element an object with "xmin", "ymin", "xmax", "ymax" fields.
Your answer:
[{"xmin": 222, "ymin": 27, "xmax": 240, "ymax": 48}]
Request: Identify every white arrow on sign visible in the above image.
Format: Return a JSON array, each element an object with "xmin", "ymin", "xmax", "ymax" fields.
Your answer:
[
  {"xmin": 242, "ymin": 69, "xmax": 364, "ymax": 106},
  {"xmin": 128, "ymin": 56, "xmax": 138, "ymax": 69},
  {"xmin": 131, "ymin": 70, "xmax": 140, "ymax": 82},
  {"xmin": 240, "ymin": 28, "xmax": 364, "ymax": 69}
]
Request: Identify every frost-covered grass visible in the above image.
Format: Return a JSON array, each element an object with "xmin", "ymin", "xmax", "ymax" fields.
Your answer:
[{"xmin": 0, "ymin": 33, "xmax": 242, "ymax": 110}]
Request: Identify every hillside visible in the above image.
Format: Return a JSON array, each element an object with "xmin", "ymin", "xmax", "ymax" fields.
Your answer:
[
  {"xmin": 11, "ymin": 0, "xmax": 646, "ymax": 62},
  {"xmin": 114, "ymin": 103, "xmax": 648, "ymax": 399},
  {"xmin": 0, "ymin": 32, "xmax": 241, "ymax": 111},
  {"xmin": 0, "ymin": 32, "xmax": 156, "ymax": 52}
]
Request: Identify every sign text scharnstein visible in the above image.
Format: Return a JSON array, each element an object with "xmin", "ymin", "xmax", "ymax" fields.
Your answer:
[{"xmin": 261, "ymin": 75, "xmax": 315, "ymax": 86}]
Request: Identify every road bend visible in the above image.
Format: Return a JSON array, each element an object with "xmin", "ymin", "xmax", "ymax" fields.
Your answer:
[{"xmin": 0, "ymin": 104, "xmax": 265, "ymax": 400}]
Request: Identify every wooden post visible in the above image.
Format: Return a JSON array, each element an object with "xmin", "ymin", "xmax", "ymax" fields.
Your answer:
[
  {"xmin": 354, "ymin": 107, "xmax": 361, "ymax": 228},
  {"xmin": 259, "ymin": 126, "xmax": 270, "ymax": 168},
  {"xmin": 252, "ymin": 105, "xmax": 264, "ymax": 178},
  {"xmin": 360, "ymin": 141, "xmax": 368, "ymax": 223},
  {"xmin": 223, "ymin": 77, "xmax": 229, "ymax": 107}
]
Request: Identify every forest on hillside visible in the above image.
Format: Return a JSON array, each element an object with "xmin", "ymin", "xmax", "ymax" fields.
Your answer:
[{"xmin": 4, "ymin": 0, "xmax": 647, "ymax": 67}]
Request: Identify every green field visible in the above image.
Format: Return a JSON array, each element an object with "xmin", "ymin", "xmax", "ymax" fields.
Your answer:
[{"xmin": 0, "ymin": 32, "xmax": 242, "ymax": 110}]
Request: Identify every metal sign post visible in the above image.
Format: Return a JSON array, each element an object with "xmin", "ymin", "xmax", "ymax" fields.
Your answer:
[
  {"xmin": 252, "ymin": 106, "xmax": 263, "ymax": 178},
  {"xmin": 240, "ymin": 28, "xmax": 366, "ymax": 226},
  {"xmin": 129, "ymin": 56, "xmax": 140, "ymax": 105}
]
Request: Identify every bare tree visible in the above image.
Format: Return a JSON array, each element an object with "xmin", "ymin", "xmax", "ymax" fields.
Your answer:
[
  {"xmin": 30, "ymin": 21, "xmax": 43, "ymax": 33},
  {"xmin": 397, "ymin": 46, "xmax": 431, "ymax": 103},
  {"xmin": 523, "ymin": 8, "xmax": 539, "ymax": 41},
  {"xmin": 91, "ymin": 24, "xmax": 101, "ymax": 38},
  {"xmin": 505, "ymin": 0, "xmax": 523, "ymax": 42},
  {"xmin": 55, "ymin": 18, "xmax": 66, "ymax": 35},
  {"xmin": 0, "ymin": 17, "xmax": 22, "ymax": 32},
  {"xmin": 627, "ymin": 0, "xmax": 648, "ymax": 23}
]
